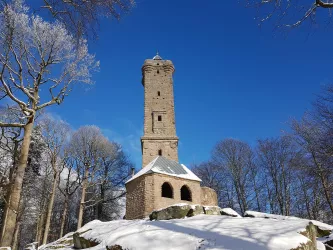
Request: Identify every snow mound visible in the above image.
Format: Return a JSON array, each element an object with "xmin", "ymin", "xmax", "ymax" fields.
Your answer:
[
  {"xmin": 40, "ymin": 214, "xmax": 333, "ymax": 250},
  {"xmin": 244, "ymin": 211, "xmax": 333, "ymax": 232}
]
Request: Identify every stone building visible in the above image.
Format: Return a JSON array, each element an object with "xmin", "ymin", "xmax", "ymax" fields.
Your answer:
[{"xmin": 125, "ymin": 53, "xmax": 217, "ymax": 220}]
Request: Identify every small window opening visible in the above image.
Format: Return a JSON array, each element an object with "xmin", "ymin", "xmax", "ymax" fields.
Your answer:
[
  {"xmin": 157, "ymin": 70, "xmax": 160, "ymax": 74},
  {"xmin": 181, "ymin": 185, "xmax": 192, "ymax": 201},
  {"xmin": 158, "ymin": 91, "xmax": 160, "ymax": 96},
  {"xmin": 162, "ymin": 182, "xmax": 173, "ymax": 198},
  {"xmin": 158, "ymin": 115, "xmax": 162, "ymax": 121},
  {"xmin": 158, "ymin": 149, "xmax": 162, "ymax": 156}
]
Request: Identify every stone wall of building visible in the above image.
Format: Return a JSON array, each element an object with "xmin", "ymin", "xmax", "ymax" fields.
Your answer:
[
  {"xmin": 141, "ymin": 140, "xmax": 178, "ymax": 167},
  {"xmin": 200, "ymin": 186, "xmax": 218, "ymax": 206},
  {"xmin": 125, "ymin": 175, "xmax": 146, "ymax": 220},
  {"xmin": 149, "ymin": 174, "xmax": 201, "ymax": 215}
]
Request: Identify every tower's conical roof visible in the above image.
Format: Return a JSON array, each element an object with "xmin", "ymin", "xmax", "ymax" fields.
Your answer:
[{"xmin": 153, "ymin": 51, "xmax": 162, "ymax": 60}]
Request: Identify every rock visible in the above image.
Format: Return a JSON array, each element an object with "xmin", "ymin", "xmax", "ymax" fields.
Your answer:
[
  {"xmin": 149, "ymin": 204, "xmax": 191, "ymax": 220},
  {"xmin": 244, "ymin": 212, "xmax": 255, "ymax": 218},
  {"xmin": 203, "ymin": 206, "xmax": 221, "ymax": 215},
  {"xmin": 187, "ymin": 205, "xmax": 204, "ymax": 217},
  {"xmin": 220, "ymin": 208, "xmax": 241, "ymax": 217},
  {"xmin": 107, "ymin": 245, "xmax": 124, "ymax": 250},
  {"xmin": 294, "ymin": 222, "xmax": 317, "ymax": 250},
  {"xmin": 316, "ymin": 227, "xmax": 331, "ymax": 238},
  {"xmin": 73, "ymin": 229, "xmax": 99, "ymax": 249}
]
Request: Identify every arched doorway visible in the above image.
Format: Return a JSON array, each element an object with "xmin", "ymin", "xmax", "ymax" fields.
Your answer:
[
  {"xmin": 180, "ymin": 185, "xmax": 192, "ymax": 201},
  {"xmin": 161, "ymin": 182, "xmax": 173, "ymax": 198}
]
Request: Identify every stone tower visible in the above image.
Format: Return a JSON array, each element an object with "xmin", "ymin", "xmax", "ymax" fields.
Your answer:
[{"xmin": 141, "ymin": 53, "xmax": 179, "ymax": 167}]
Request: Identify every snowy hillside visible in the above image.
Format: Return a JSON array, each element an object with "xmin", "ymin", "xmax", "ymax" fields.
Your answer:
[{"xmin": 40, "ymin": 211, "xmax": 333, "ymax": 250}]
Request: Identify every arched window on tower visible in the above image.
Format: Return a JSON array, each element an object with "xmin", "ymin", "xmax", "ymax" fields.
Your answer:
[
  {"xmin": 162, "ymin": 182, "xmax": 173, "ymax": 198},
  {"xmin": 181, "ymin": 185, "xmax": 192, "ymax": 201}
]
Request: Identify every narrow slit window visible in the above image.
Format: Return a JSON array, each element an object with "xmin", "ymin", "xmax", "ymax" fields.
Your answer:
[
  {"xmin": 157, "ymin": 70, "xmax": 160, "ymax": 74},
  {"xmin": 158, "ymin": 149, "xmax": 162, "ymax": 156},
  {"xmin": 158, "ymin": 91, "xmax": 161, "ymax": 96},
  {"xmin": 158, "ymin": 115, "xmax": 162, "ymax": 121}
]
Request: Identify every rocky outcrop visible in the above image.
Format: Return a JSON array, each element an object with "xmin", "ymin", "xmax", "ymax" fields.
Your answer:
[
  {"xmin": 203, "ymin": 206, "xmax": 221, "ymax": 215},
  {"xmin": 73, "ymin": 229, "xmax": 99, "ymax": 249},
  {"xmin": 187, "ymin": 205, "xmax": 204, "ymax": 217},
  {"xmin": 106, "ymin": 245, "xmax": 124, "ymax": 250},
  {"xmin": 220, "ymin": 208, "xmax": 241, "ymax": 217},
  {"xmin": 149, "ymin": 204, "xmax": 191, "ymax": 220}
]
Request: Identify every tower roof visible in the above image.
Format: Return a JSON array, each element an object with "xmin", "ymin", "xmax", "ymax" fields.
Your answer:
[
  {"xmin": 153, "ymin": 51, "xmax": 162, "ymax": 60},
  {"xmin": 126, "ymin": 156, "xmax": 202, "ymax": 184}
]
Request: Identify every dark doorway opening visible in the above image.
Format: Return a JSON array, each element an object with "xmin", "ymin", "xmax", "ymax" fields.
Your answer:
[
  {"xmin": 162, "ymin": 182, "xmax": 173, "ymax": 198},
  {"xmin": 181, "ymin": 185, "xmax": 192, "ymax": 201}
]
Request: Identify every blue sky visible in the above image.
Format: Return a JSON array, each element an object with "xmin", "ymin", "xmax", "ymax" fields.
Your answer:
[{"xmin": 45, "ymin": 0, "xmax": 333, "ymax": 169}]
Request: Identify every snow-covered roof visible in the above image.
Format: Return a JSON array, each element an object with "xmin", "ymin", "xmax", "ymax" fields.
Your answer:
[
  {"xmin": 153, "ymin": 51, "xmax": 162, "ymax": 60},
  {"xmin": 126, "ymin": 156, "xmax": 202, "ymax": 184}
]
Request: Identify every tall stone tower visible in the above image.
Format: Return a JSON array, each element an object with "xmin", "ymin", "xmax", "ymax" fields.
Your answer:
[{"xmin": 141, "ymin": 53, "xmax": 179, "ymax": 167}]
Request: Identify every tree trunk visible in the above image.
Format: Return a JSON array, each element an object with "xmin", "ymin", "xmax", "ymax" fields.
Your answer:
[
  {"xmin": 59, "ymin": 196, "xmax": 69, "ymax": 238},
  {"xmin": 0, "ymin": 118, "xmax": 34, "ymax": 247},
  {"xmin": 12, "ymin": 221, "xmax": 20, "ymax": 250},
  {"xmin": 77, "ymin": 168, "xmax": 88, "ymax": 230},
  {"xmin": 42, "ymin": 167, "xmax": 59, "ymax": 245},
  {"xmin": 0, "ymin": 142, "xmax": 19, "ymax": 242},
  {"xmin": 0, "ymin": 171, "xmax": 14, "ymax": 242},
  {"xmin": 37, "ymin": 210, "xmax": 46, "ymax": 246},
  {"xmin": 312, "ymin": 152, "xmax": 333, "ymax": 215}
]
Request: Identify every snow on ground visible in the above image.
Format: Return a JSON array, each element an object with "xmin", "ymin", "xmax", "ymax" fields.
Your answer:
[
  {"xmin": 244, "ymin": 211, "xmax": 333, "ymax": 232},
  {"xmin": 40, "ymin": 214, "xmax": 333, "ymax": 250}
]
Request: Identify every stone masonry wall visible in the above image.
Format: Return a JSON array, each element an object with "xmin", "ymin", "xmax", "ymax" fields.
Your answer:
[
  {"xmin": 141, "ymin": 140, "xmax": 178, "ymax": 167},
  {"xmin": 141, "ymin": 58, "xmax": 178, "ymax": 168},
  {"xmin": 125, "ymin": 175, "xmax": 146, "ymax": 220},
  {"xmin": 126, "ymin": 173, "xmax": 218, "ymax": 219},
  {"xmin": 146, "ymin": 173, "xmax": 201, "ymax": 216},
  {"xmin": 200, "ymin": 186, "xmax": 218, "ymax": 206}
]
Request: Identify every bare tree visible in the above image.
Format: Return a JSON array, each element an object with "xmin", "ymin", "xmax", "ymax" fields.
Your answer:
[
  {"xmin": 0, "ymin": 2, "xmax": 98, "ymax": 246},
  {"xmin": 0, "ymin": 108, "xmax": 22, "ymax": 240},
  {"xmin": 257, "ymin": 136, "xmax": 298, "ymax": 216},
  {"xmin": 211, "ymin": 139, "xmax": 253, "ymax": 215},
  {"xmin": 68, "ymin": 126, "xmax": 107, "ymax": 229},
  {"xmin": 58, "ymin": 149, "xmax": 81, "ymax": 238},
  {"xmin": 94, "ymin": 142, "xmax": 131, "ymax": 221},
  {"xmin": 38, "ymin": 116, "xmax": 70, "ymax": 244},
  {"xmin": 291, "ymin": 113, "xmax": 333, "ymax": 216},
  {"xmin": 39, "ymin": 0, "xmax": 135, "ymax": 38},
  {"xmin": 192, "ymin": 161, "xmax": 229, "ymax": 207},
  {"xmin": 245, "ymin": 0, "xmax": 333, "ymax": 29}
]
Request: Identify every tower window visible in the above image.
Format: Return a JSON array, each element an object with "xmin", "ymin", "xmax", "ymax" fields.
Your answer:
[
  {"xmin": 158, "ymin": 91, "xmax": 160, "ymax": 96},
  {"xmin": 158, "ymin": 115, "xmax": 162, "ymax": 121},
  {"xmin": 158, "ymin": 149, "xmax": 162, "ymax": 156},
  {"xmin": 162, "ymin": 182, "xmax": 173, "ymax": 198},
  {"xmin": 181, "ymin": 185, "xmax": 192, "ymax": 201},
  {"xmin": 157, "ymin": 70, "xmax": 160, "ymax": 74}
]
